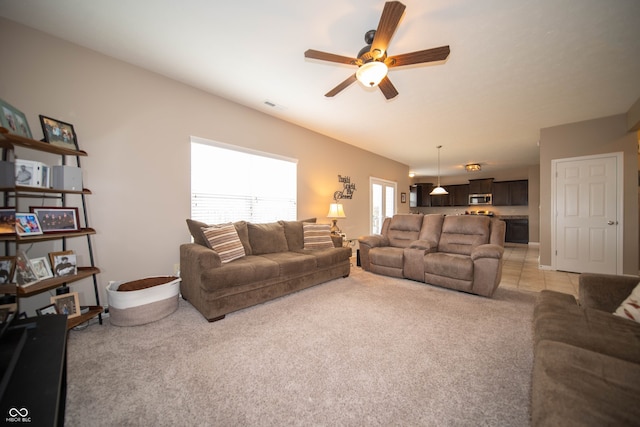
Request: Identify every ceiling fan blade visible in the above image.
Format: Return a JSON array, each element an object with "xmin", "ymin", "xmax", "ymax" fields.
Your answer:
[
  {"xmin": 325, "ymin": 74, "xmax": 358, "ymax": 97},
  {"xmin": 378, "ymin": 76, "xmax": 399, "ymax": 99},
  {"xmin": 305, "ymin": 49, "xmax": 358, "ymax": 65},
  {"xmin": 386, "ymin": 45, "xmax": 450, "ymax": 67},
  {"xmin": 371, "ymin": 1, "xmax": 406, "ymax": 55}
]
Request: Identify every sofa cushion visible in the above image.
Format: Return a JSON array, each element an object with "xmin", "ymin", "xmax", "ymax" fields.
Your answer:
[
  {"xmin": 438, "ymin": 216, "xmax": 491, "ymax": 256},
  {"xmin": 279, "ymin": 218, "xmax": 316, "ymax": 250},
  {"xmin": 200, "ymin": 255, "xmax": 280, "ymax": 289},
  {"xmin": 369, "ymin": 246, "xmax": 405, "ymax": 269},
  {"xmin": 260, "ymin": 252, "xmax": 317, "ymax": 276},
  {"xmin": 202, "ymin": 224, "xmax": 246, "ymax": 264},
  {"xmin": 247, "ymin": 222, "xmax": 289, "ymax": 255},
  {"xmin": 186, "ymin": 219, "xmax": 252, "ymax": 255},
  {"xmin": 386, "ymin": 214, "xmax": 424, "ymax": 248},
  {"xmin": 186, "ymin": 219, "xmax": 209, "ymax": 246},
  {"xmin": 296, "ymin": 246, "xmax": 352, "ymax": 268},
  {"xmin": 613, "ymin": 282, "xmax": 640, "ymax": 323},
  {"xmin": 424, "ymin": 252, "xmax": 473, "ymax": 281},
  {"xmin": 302, "ymin": 223, "xmax": 334, "ymax": 250},
  {"xmin": 532, "ymin": 340, "xmax": 640, "ymax": 426}
]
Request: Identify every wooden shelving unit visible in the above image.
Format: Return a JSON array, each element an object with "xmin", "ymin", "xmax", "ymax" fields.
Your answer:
[{"xmin": 1, "ymin": 126, "xmax": 102, "ymax": 330}]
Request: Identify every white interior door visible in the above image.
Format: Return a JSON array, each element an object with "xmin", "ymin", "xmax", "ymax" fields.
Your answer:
[
  {"xmin": 371, "ymin": 177, "xmax": 396, "ymax": 234},
  {"xmin": 553, "ymin": 153, "xmax": 622, "ymax": 274}
]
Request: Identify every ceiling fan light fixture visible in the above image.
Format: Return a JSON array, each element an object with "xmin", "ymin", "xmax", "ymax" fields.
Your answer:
[{"xmin": 356, "ymin": 61, "xmax": 388, "ymax": 87}]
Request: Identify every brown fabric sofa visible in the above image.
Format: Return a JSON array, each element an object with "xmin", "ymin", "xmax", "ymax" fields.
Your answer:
[
  {"xmin": 358, "ymin": 213, "xmax": 506, "ymax": 297},
  {"xmin": 532, "ymin": 273, "xmax": 640, "ymax": 426},
  {"xmin": 180, "ymin": 219, "xmax": 352, "ymax": 321}
]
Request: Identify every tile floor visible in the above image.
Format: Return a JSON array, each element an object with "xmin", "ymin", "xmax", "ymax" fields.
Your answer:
[{"xmin": 500, "ymin": 243, "xmax": 580, "ymax": 297}]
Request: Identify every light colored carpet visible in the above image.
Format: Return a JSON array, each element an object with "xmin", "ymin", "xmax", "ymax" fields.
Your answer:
[{"xmin": 65, "ymin": 267, "xmax": 536, "ymax": 426}]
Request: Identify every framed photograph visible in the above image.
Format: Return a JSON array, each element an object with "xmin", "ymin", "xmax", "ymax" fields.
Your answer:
[
  {"xmin": 0, "ymin": 256, "xmax": 15, "ymax": 284},
  {"xmin": 30, "ymin": 207, "xmax": 80, "ymax": 233},
  {"xmin": 401, "ymin": 192, "xmax": 407, "ymax": 203},
  {"xmin": 51, "ymin": 292, "xmax": 80, "ymax": 319},
  {"xmin": 0, "ymin": 98, "xmax": 32, "ymax": 139},
  {"xmin": 14, "ymin": 250, "xmax": 40, "ymax": 287},
  {"xmin": 15, "ymin": 212, "xmax": 43, "ymax": 236},
  {"xmin": 39, "ymin": 115, "xmax": 78, "ymax": 150},
  {"xmin": 49, "ymin": 250, "xmax": 77, "ymax": 277},
  {"xmin": 36, "ymin": 303, "xmax": 58, "ymax": 316},
  {"xmin": 0, "ymin": 209, "xmax": 15, "ymax": 235},
  {"xmin": 15, "ymin": 159, "xmax": 48, "ymax": 188},
  {"xmin": 30, "ymin": 256, "xmax": 53, "ymax": 280}
]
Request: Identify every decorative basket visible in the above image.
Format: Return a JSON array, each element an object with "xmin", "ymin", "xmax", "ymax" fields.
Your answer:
[{"xmin": 106, "ymin": 276, "xmax": 181, "ymax": 327}]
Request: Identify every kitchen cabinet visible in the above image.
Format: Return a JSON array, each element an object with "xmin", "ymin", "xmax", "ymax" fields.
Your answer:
[
  {"xmin": 503, "ymin": 218, "xmax": 529, "ymax": 243},
  {"xmin": 411, "ymin": 183, "xmax": 469, "ymax": 207},
  {"xmin": 492, "ymin": 180, "xmax": 528, "ymax": 206},
  {"xmin": 468, "ymin": 178, "xmax": 493, "ymax": 194},
  {"xmin": 448, "ymin": 184, "xmax": 470, "ymax": 206}
]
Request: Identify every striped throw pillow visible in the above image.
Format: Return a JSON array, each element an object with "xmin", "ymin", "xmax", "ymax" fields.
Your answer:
[
  {"xmin": 203, "ymin": 223, "xmax": 246, "ymax": 263},
  {"xmin": 303, "ymin": 223, "xmax": 334, "ymax": 250}
]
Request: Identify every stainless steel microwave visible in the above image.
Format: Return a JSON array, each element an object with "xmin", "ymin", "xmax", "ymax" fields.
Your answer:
[{"xmin": 469, "ymin": 194, "xmax": 492, "ymax": 205}]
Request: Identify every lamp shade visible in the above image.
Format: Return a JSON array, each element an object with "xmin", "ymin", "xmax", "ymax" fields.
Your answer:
[
  {"xmin": 356, "ymin": 61, "xmax": 388, "ymax": 87},
  {"xmin": 430, "ymin": 186, "xmax": 448, "ymax": 195},
  {"xmin": 327, "ymin": 203, "xmax": 346, "ymax": 219}
]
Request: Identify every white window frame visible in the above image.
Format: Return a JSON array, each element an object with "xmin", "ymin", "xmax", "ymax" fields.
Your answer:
[{"xmin": 190, "ymin": 136, "xmax": 297, "ymax": 224}]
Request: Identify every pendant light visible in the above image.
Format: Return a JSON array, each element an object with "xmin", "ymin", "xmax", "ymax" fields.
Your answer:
[{"xmin": 430, "ymin": 145, "xmax": 448, "ymax": 195}]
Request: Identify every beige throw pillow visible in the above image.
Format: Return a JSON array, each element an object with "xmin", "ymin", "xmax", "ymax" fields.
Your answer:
[
  {"xmin": 303, "ymin": 223, "xmax": 334, "ymax": 250},
  {"xmin": 203, "ymin": 223, "xmax": 245, "ymax": 263},
  {"xmin": 613, "ymin": 282, "xmax": 640, "ymax": 323}
]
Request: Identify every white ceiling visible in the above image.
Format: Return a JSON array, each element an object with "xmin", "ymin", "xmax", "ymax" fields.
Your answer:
[{"xmin": 1, "ymin": 0, "xmax": 639, "ymax": 178}]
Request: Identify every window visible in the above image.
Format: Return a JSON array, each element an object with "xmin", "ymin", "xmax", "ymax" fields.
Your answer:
[
  {"xmin": 370, "ymin": 177, "xmax": 396, "ymax": 234},
  {"xmin": 191, "ymin": 137, "xmax": 297, "ymax": 224}
]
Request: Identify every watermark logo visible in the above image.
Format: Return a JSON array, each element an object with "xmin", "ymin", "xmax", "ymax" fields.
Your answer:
[{"xmin": 6, "ymin": 407, "xmax": 31, "ymax": 423}]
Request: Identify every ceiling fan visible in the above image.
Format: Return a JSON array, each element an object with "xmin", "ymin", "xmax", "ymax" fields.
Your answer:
[{"xmin": 304, "ymin": 1, "xmax": 450, "ymax": 100}]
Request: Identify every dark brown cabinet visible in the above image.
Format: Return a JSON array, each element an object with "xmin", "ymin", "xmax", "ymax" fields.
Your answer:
[
  {"xmin": 469, "ymin": 178, "xmax": 493, "ymax": 194},
  {"xmin": 504, "ymin": 218, "xmax": 529, "ymax": 243},
  {"xmin": 492, "ymin": 180, "xmax": 528, "ymax": 206}
]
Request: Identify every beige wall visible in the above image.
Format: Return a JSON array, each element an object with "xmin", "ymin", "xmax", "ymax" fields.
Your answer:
[
  {"xmin": 539, "ymin": 114, "xmax": 639, "ymax": 274},
  {"xmin": 0, "ymin": 19, "xmax": 409, "ymax": 311}
]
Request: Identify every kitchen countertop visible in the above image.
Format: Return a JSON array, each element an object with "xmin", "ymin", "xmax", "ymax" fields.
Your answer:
[{"xmin": 496, "ymin": 215, "xmax": 529, "ymax": 220}]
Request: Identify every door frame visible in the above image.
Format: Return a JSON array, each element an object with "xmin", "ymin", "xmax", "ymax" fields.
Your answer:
[
  {"xmin": 369, "ymin": 177, "xmax": 397, "ymax": 234},
  {"xmin": 550, "ymin": 152, "xmax": 623, "ymax": 274}
]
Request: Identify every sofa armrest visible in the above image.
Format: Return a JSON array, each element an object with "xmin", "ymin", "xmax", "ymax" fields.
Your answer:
[
  {"xmin": 358, "ymin": 234, "xmax": 389, "ymax": 249},
  {"xmin": 578, "ymin": 273, "xmax": 639, "ymax": 312},
  {"xmin": 408, "ymin": 239, "xmax": 438, "ymax": 252},
  {"xmin": 180, "ymin": 243, "xmax": 222, "ymax": 270},
  {"xmin": 470, "ymin": 243, "xmax": 504, "ymax": 261}
]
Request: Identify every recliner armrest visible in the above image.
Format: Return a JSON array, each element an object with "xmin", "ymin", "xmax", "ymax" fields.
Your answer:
[
  {"xmin": 358, "ymin": 234, "xmax": 389, "ymax": 248},
  {"xmin": 470, "ymin": 243, "xmax": 504, "ymax": 260},
  {"xmin": 408, "ymin": 239, "xmax": 438, "ymax": 253}
]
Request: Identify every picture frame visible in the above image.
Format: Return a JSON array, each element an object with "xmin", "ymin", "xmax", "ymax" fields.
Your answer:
[
  {"xmin": 15, "ymin": 212, "xmax": 44, "ymax": 236},
  {"xmin": 50, "ymin": 292, "xmax": 80, "ymax": 319},
  {"xmin": 0, "ymin": 98, "xmax": 32, "ymax": 139},
  {"xmin": 30, "ymin": 207, "xmax": 80, "ymax": 233},
  {"xmin": 0, "ymin": 209, "xmax": 15, "ymax": 235},
  {"xmin": 39, "ymin": 115, "xmax": 78, "ymax": 150},
  {"xmin": 30, "ymin": 256, "xmax": 53, "ymax": 280},
  {"xmin": 36, "ymin": 303, "xmax": 58, "ymax": 316},
  {"xmin": 14, "ymin": 249, "xmax": 40, "ymax": 287},
  {"xmin": 49, "ymin": 250, "xmax": 77, "ymax": 277},
  {"xmin": 0, "ymin": 256, "xmax": 15, "ymax": 284},
  {"xmin": 401, "ymin": 192, "xmax": 407, "ymax": 203},
  {"xmin": 15, "ymin": 159, "xmax": 49, "ymax": 188}
]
